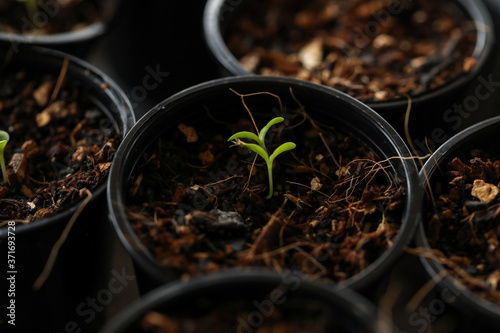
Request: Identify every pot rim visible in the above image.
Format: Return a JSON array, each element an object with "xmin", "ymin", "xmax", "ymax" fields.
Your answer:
[
  {"xmin": 0, "ymin": 22, "xmax": 106, "ymax": 45},
  {"xmin": 0, "ymin": 44, "xmax": 135, "ymax": 237},
  {"xmin": 416, "ymin": 115, "xmax": 500, "ymax": 324},
  {"xmin": 107, "ymin": 75, "xmax": 421, "ymax": 292},
  {"xmin": 0, "ymin": 0, "xmax": 120, "ymax": 45},
  {"xmin": 202, "ymin": 0, "xmax": 496, "ymax": 112},
  {"xmin": 99, "ymin": 269, "xmax": 397, "ymax": 333}
]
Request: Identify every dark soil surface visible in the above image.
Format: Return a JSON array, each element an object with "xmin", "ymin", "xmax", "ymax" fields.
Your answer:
[
  {"xmin": 0, "ymin": 60, "xmax": 120, "ymax": 226},
  {"xmin": 224, "ymin": 0, "xmax": 478, "ymax": 102},
  {"xmin": 423, "ymin": 152, "xmax": 500, "ymax": 305},
  {"xmin": 0, "ymin": 0, "xmax": 103, "ymax": 35},
  {"xmin": 126, "ymin": 96, "xmax": 405, "ymax": 283}
]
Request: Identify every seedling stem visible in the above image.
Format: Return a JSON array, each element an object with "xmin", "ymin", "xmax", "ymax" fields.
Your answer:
[
  {"xmin": 228, "ymin": 117, "xmax": 296, "ymax": 199},
  {"xmin": 0, "ymin": 131, "xmax": 9, "ymax": 185}
]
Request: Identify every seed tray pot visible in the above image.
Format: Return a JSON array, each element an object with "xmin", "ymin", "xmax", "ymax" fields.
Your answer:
[
  {"xmin": 108, "ymin": 76, "xmax": 420, "ymax": 297},
  {"xmin": 99, "ymin": 270, "xmax": 399, "ymax": 333},
  {"xmin": 0, "ymin": 0, "xmax": 122, "ymax": 57},
  {"xmin": 415, "ymin": 116, "xmax": 500, "ymax": 332},
  {"xmin": 0, "ymin": 45, "xmax": 135, "ymax": 332},
  {"xmin": 203, "ymin": 0, "xmax": 495, "ymax": 114}
]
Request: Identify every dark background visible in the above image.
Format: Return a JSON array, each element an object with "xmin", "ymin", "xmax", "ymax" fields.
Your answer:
[{"xmin": 59, "ymin": 0, "xmax": 500, "ymax": 332}]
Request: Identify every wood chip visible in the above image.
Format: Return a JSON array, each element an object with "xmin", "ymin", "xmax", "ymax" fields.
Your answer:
[
  {"xmin": 36, "ymin": 101, "xmax": 70, "ymax": 127},
  {"xmin": 198, "ymin": 150, "xmax": 214, "ymax": 165},
  {"xmin": 22, "ymin": 140, "xmax": 40, "ymax": 159},
  {"xmin": 372, "ymin": 34, "xmax": 396, "ymax": 49},
  {"xmin": 335, "ymin": 166, "xmax": 350, "ymax": 177},
  {"xmin": 141, "ymin": 312, "xmax": 180, "ymax": 333},
  {"xmin": 33, "ymin": 81, "xmax": 54, "ymax": 107},
  {"xmin": 97, "ymin": 162, "xmax": 112, "ymax": 174},
  {"xmin": 7, "ymin": 153, "xmax": 27, "ymax": 185},
  {"xmin": 129, "ymin": 173, "xmax": 143, "ymax": 197},
  {"xmin": 311, "ymin": 176, "xmax": 322, "ymax": 191},
  {"xmin": 33, "ymin": 208, "xmax": 54, "ymax": 220},
  {"xmin": 240, "ymin": 52, "xmax": 260, "ymax": 72},
  {"xmin": 36, "ymin": 110, "xmax": 51, "ymax": 127},
  {"xmin": 178, "ymin": 124, "xmax": 198, "ymax": 143},
  {"xmin": 463, "ymin": 57, "xmax": 476, "ymax": 73},
  {"xmin": 298, "ymin": 38, "xmax": 323, "ymax": 70},
  {"xmin": 486, "ymin": 270, "xmax": 500, "ymax": 290},
  {"xmin": 72, "ymin": 146, "xmax": 91, "ymax": 163},
  {"xmin": 471, "ymin": 179, "xmax": 499, "ymax": 204}
]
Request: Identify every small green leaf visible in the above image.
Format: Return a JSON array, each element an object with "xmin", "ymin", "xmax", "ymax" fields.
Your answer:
[
  {"xmin": 269, "ymin": 142, "xmax": 296, "ymax": 164},
  {"xmin": 239, "ymin": 142, "xmax": 269, "ymax": 162},
  {"xmin": 0, "ymin": 130, "xmax": 9, "ymax": 185},
  {"xmin": 0, "ymin": 131, "xmax": 9, "ymax": 146},
  {"xmin": 259, "ymin": 117, "xmax": 284, "ymax": 143},
  {"xmin": 227, "ymin": 131, "xmax": 264, "ymax": 148},
  {"xmin": 227, "ymin": 115, "xmax": 296, "ymax": 199}
]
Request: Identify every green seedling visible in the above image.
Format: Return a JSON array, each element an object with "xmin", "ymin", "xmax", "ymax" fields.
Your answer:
[
  {"xmin": 228, "ymin": 117, "xmax": 296, "ymax": 199},
  {"xmin": 0, "ymin": 130, "xmax": 9, "ymax": 185}
]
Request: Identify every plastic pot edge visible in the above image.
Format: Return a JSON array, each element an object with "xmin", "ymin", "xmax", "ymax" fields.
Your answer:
[
  {"xmin": 0, "ymin": 0, "xmax": 121, "ymax": 46},
  {"xmin": 99, "ymin": 270, "xmax": 398, "ymax": 333},
  {"xmin": 0, "ymin": 44, "xmax": 136, "ymax": 238},
  {"xmin": 107, "ymin": 75, "xmax": 421, "ymax": 293},
  {"xmin": 415, "ymin": 115, "xmax": 500, "ymax": 325},
  {"xmin": 202, "ymin": 0, "xmax": 496, "ymax": 113}
]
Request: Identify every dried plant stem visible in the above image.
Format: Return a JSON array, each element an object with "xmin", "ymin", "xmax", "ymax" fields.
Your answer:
[
  {"xmin": 403, "ymin": 96, "xmax": 437, "ymax": 212},
  {"xmin": 0, "ymin": 219, "xmax": 29, "ymax": 227},
  {"xmin": 229, "ymin": 88, "xmax": 283, "ymax": 133},
  {"xmin": 243, "ymin": 154, "xmax": 258, "ymax": 192},
  {"xmin": 243, "ymin": 241, "xmax": 311, "ymax": 261},
  {"xmin": 50, "ymin": 58, "xmax": 69, "ymax": 103},
  {"xmin": 406, "ymin": 247, "xmax": 488, "ymax": 291},
  {"xmin": 33, "ymin": 189, "xmax": 92, "ymax": 290}
]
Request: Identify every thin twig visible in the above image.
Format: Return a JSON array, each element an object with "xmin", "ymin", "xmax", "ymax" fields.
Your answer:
[
  {"xmin": 50, "ymin": 58, "xmax": 69, "ymax": 103},
  {"xmin": 229, "ymin": 88, "xmax": 283, "ymax": 134},
  {"xmin": 243, "ymin": 154, "xmax": 258, "ymax": 192},
  {"xmin": 318, "ymin": 131, "xmax": 341, "ymax": 169},
  {"xmin": 33, "ymin": 189, "xmax": 92, "ymax": 290},
  {"xmin": 0, "ymin": 219, "xmax": 29, "ymax": 227},
  {"xmin": 403, "ymin": 95, "xmax": 437, "ymax": 213},
  {"xmin": 242, "ymin": 241, "xmax": 311, "ymax": 260},
  {"xmin": 192, "ymin": 174, "xmax": 243, "ymax": 189}
]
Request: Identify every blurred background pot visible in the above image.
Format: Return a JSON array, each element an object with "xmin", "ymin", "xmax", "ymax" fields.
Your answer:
[
  {"xmin": 107, "ymin": 76, "xmax": 420, "ymax": 298},
  {"xmin": 415, "ymin": 116, "xmax": 500, "ymax": 332},
  {"xmin": 99, "ymin": 270, "xmax": 399, "ymax": 333},
  {"xmin": 203, "ymin": 0, "xmax": 495, "ymax": 115},
  {"xmin": 0, "ymin": 45, "xmax": 135, "ymax": 332},
  {"xmin": 0, "ymin": 0, "xmax": 122, "ymax": 57}
]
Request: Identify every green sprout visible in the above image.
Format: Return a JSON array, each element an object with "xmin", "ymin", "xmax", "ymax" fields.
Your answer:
[
  {"xmin": 0, "ymin": 130, "xmax": 9, "ymax": 185},
  {"xmin": 228, "ymin": 117, "xmax": 296, "ymax": 199}
]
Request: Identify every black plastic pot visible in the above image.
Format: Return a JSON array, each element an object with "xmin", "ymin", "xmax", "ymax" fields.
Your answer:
[
  {"xmin": 0, "ymin": 0, "xmax": 121, "ymax": 56},
  {"xmin": 203, "ymin": 0, "xmax": 495, "ymax": 114},
  {"xmin": 99, "ymin": 270, "xmax": 398, "ymax": 333},
  {"xmin": 107, "ymin": 76, "xmax": 421, "ymax": 297},
  {"xmin": 415, "ymin": 116, "xmax": 500, "ymax": 332},
  {"xmin": 0, "ymin": 45, "xmax": 135, "ymax": 332}
]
